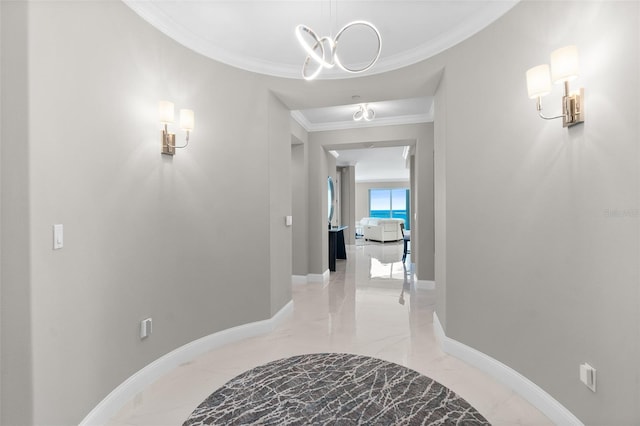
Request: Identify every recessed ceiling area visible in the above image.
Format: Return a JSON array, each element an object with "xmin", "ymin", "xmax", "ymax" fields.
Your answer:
[
  {"xmin": 292, "ymin": 96, "xmax": 433, "ymax": 132},
  {"xmin": 124, "ymin": 0, "xmax": 518, "ymax": 80},
  {"xmin": 335, "ymin": 146, "xmax": 410, "ymax": 182}
]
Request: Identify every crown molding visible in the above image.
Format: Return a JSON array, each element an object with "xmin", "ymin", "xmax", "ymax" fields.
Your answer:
[
  {"xmin": 123, "ymin": 0, "xmax": 519, "ymax": 80},
  {"xmin": 291, "ymin": 111, "xmax": 433, "ymax": 133},
  {"xmin": 290, "ymin": 110, "xmax": 312, "ymax": 132}
]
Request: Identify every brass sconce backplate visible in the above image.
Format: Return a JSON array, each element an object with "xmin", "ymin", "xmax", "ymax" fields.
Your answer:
[
  {"xmin": 563, "ymin": 88, "xmax": 585, "ymax": 128},
  {"xmin": 162, "ymin": 132, "xmax": 176, "ymax": 156}
]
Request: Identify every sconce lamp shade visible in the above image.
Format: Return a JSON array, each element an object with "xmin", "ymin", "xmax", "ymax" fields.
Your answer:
[
  {"xmin": 550, "ymin": 45, "xmax": 579, "ymax": 83},
  {"xmin": 180, "ymin": 109, "xmax": 195, "ymax": 131},
  {"xmin": 525, "ymin": 45, "xmax": 584, "ymax": 128},
  {"xmin": 159, "ymin": 101, "xmax": 175, "ymax": 124},
  {"xmin": 526, "ymin": 64, "xmax": 551, "ymax": 99}
]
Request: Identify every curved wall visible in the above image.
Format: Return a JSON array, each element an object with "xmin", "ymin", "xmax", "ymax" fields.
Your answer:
[
  {"xmin": 432, "ymin": 1, "xmax": 640, "ymax": 424},
  {"xmin": 0, "ymin": 1, "xmax": 292, "ymax": 424}
]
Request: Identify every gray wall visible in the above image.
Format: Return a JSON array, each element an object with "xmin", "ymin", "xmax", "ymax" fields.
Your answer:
[
  {"xmin": 1, "ymin": 1, "xmax": 32, "ymax": 423},
  {"xmin": 0, "ymin": 2, "xmax": 3, "ymax": 421},
  {"xmin": 414, "ymin": 125, "xmax": 435, "ymax": 281},
  {"xmin": 0, "ymin": 1, "xmax": 291, "ymax": 424},
  {"xmin": 433, "ymin": 1, "xmax": 640, "ymax": 423},
  {"xmin": 268, "ymin": 93, "xmax": 292, "ymax": 315},
  {"xmin": 291, "ymin": 142, "xmax": 308, "ymax": 276},
  {"xmin": 291, "ymin": 119, "xmax": 309, "ymax": 277},
  {"xmin": 339, "ymin": 166, "xmax": 356, "ymax": 245},
  {"xmin": 306, "ymin": 140, "xmax": 329, "ymax": 274},
  {"xmin": 434, "ymin": 73, "xmax": 447, "ymax": 326}
]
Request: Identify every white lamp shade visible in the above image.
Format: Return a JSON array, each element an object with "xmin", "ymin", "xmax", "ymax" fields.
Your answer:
[
  {"xmin": 159, "ymin": 101, "xmax": 174, "ymax": 124},
  {"xmin": 550, "ymin": 45, "xmax": 579, "ymax": 83},
  {"xmin": 180, "ymin": 109, "xmax": 194, "ymax": 131},
  {"xmin": 526, "ymin": 64, "xmax": 551, "ymax": 99}
]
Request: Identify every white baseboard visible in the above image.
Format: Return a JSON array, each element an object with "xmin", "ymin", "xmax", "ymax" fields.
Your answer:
[
  {"xmin": 432, "ymin": 313, "xmax": 583, "ymax": 426},
  {"xmin": 307, "ymin": 269, "xmax": 330, "ymax": 283},
  {"xmin": 292, "ymin": 275, "xmax": 308, "ymax": 285},
  {"xmin": 80, "ymin": 301, "xmax": 294, "ymax": 426}
]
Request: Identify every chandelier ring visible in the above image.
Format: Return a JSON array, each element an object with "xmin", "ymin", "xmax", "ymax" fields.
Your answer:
[
  {"xmin": 295, "ymin": 25, "xmax": 334, "ymax": 69},
  {"xmin": 333, "ymin": 20, "xmax": 382, "ymax": 73}
]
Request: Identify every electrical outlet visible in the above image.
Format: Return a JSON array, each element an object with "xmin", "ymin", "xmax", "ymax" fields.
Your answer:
[
  {"xmin": 140, "ymin": 318, "xmax": 152, "ymax": 340},
  {"xmin": 579, "ymin": 363, "xmax": 596, "ymax": 392}
]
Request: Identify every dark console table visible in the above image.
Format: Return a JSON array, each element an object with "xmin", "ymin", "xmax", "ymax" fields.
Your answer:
[{"xmin": 328, "ymin": 226, "xmax": 348, "ymax": 272}]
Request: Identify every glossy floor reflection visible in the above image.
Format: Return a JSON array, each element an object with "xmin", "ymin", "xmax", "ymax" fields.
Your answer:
[{"xmin": 108, "ymin": 242, "xmax": 553, "ymax": 426}]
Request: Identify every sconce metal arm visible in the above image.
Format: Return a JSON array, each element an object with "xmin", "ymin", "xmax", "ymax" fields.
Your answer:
[
  {"xmin": 536, "ymin": 97, "xmax": 565, "ymax": 121},
  {"xmin": 162, "ymin": 124, "xmax": 189, "ymax": 149},
  {"xmin": 170, "ymin": 132, "xmax": 189, "ymax": 149},
  {"xmin": 534, "ymin": 81, "xmax": 584, "ymax": 128},
  {"xmin": 161, "ymin": 124, "xmax": 190, "ymax": 155}
]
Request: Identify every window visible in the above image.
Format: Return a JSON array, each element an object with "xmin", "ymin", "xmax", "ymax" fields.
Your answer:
[{"xmin": 369, "ymin": 188, "xmax": 410, "ymax": 230}]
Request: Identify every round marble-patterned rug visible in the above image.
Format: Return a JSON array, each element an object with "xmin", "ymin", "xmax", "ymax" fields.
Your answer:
[{"xmin": 183, "ymin": 353, "xmax": 490, "ymax": 425}]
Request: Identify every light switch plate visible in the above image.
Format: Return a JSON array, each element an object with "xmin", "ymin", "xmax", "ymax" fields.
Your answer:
[
  {"xmin": 580, "ymin": 362, "xmax": 596, "ymax": 392},
  {"xmin": 285, "ymin": 215, "xmax": 293, "ymax": 226},
  {"xmin": 140, "ymin": 318, "xmax": 152, "ymax": 339},
  {"xmin": 53, "ymin": 224, "xmax": 64, "ymax": 250}
]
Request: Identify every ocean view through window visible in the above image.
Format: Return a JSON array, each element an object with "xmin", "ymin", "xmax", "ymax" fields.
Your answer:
[{"xmin": 369, "ymin": 188, "xmax": 410, "ymax": 230}]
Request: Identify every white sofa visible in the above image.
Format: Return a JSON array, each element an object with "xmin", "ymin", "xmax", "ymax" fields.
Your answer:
[{"xmin": 359, "ymin": 218, "xmax": 404, "ymax": 242}]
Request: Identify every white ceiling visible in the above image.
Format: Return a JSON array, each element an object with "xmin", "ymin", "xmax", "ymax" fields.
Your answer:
[
  {"xmin": 335, "ymin": 146, "xmax": 409, "ymax": 182},
  {"xmin": 125, "ymin": 0, "xmax": 517, "ymax": 180},
  {"xmin": 292, "ymin": 96, "xmax": 433, "ymax": 132},
  {"xmin": 124, "ymin": 0, "xmax": 518, "ymax": 80}
]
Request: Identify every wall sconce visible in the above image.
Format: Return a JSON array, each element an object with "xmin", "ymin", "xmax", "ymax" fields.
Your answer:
[
  {"xmin": 526, "ymin": 45, "xmax": 584, "ymax": 128},
  {"xmin": 353, "ymin": 103, "xmax": 375, "ymax": 121},
  {"xmin": 159, "ymin": 101, "xmax": 194, "ymax": 155}
]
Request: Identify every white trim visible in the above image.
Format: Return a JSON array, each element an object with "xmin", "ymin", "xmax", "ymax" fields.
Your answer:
[
  {"xmin": 355, "ymin": 178, "xmax": 411, "ymax": 184},
  {"xmin": 290, "ymin": 110, "xmax": 312, "ymax": 132},
  {"xmin": 291, "ymin": 110, "xmax": 433, "ymax": 133},
  {"xmin": 305, "ymin": 113, "xmax": 433, "ymax": 132},
  {"xmin": 415, "ymin": 280, "xmax": 435, "ymax": 290},
  {"xmin": 432, "ymin": 313, "xmax": 583, "ymax": 426},
  {"xmin": 307, "ymin": 270, "xmax": 330, "ymax": 283},
  {"xmin": 80, "ymin": 301, "xmax": 294, "ymax": 426},
  {"xmin": 300, "ymin": 112, "xmax": 433, "ymax": 133},
  {"xmin": 291, "ymin": 275, "xmax": 308, "ymax": 285}
]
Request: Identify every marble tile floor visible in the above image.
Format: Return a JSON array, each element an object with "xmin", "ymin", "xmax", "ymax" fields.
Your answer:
[{"xmin": 107, "ymin": 242, "xmax": 553, "ymax": 426}]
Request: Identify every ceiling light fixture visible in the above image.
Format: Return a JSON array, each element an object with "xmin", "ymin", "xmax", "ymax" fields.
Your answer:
[
  {"xmin": 295, "ymin": 18, "xmax": 381, "ymax": 80},
  {"xmin": 353, "ymin": 103, "xmax": 375, "ymax": 121}
]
